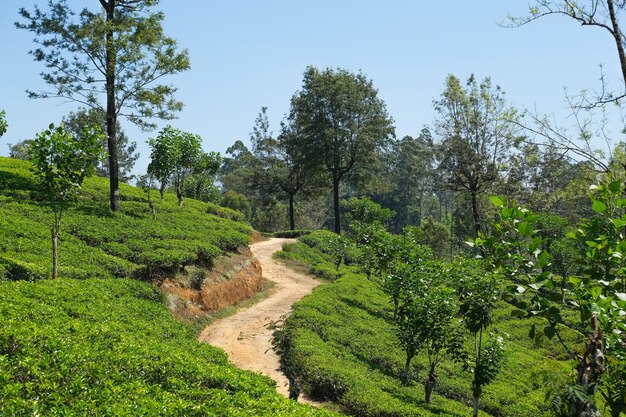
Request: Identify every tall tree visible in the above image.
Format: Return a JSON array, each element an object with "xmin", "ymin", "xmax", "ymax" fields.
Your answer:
[
  {"xmin": 286, "ymin": 66, "xmax": 395, "ymax": 233},
  {"xmin": 63, "ymin": 108, "xmax": 139, "ymax": 182},
  {"xmin": 251, "ymin": 107, "xmax": 316, "ymax": 230},
  {"xmin": 383, "ymin": 129, "xmax": 435, "ymax": 231},
  {"xmin": 434, "ymin": 74, "xmax": 517, "ymax": 240},
  {"xmin": 17, "ymin": 0, "xmax": 190, "ymax": 211}
]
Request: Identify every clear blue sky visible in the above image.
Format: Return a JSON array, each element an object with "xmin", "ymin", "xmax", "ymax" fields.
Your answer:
[{"xmin": 0, "ymin": 1, "xmax": 621, "ymax": 175}]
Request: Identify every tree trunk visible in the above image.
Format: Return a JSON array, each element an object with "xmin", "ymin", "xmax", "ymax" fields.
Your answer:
[
  {"xmin": 403, "ymin": 353, "xmax": 414, "ymax": 385},
  {"xmin": 332, "ymin": 173, "xmax": 341, "ymax": 234},
  {"xmin": 425, "ymin": 364, "xmax": 438, "ymax": 404},
  {"xmin": 177, "ymin": 192, "xmax": 184, "ymax": 207},
  {"xmin": 472, "ymin": 395, "xmax": 480, "ymax": 417},
  {"xmin": 105, "ymin": 1, "xmax": 120, "ymax": 212},
  {"xmin": 51, "ymin": 227, "xmax": 59, "ymax": 280},
  {"xmin": 470, "ymin": 190, "xmax": 481, "ymax": 239},
  {"xmin": 572, "ymin": 315, "xmax": 604, "ymax": 417},
  {"xmin": 607, "ymin": 0, "xmax": 626, "ymax": 89},
  {"xmin": 288, "ymin": 194, "xmax": 295, "ymax": 231}
]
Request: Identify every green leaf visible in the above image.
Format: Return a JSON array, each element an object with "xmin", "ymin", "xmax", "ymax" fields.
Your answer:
[
  {"xmin": 589, "ymin": 286, "xmax": 602, "ymax": 299},
  {"xmin": 489, "ymin": 195, "xmax": 504, "ymax": 208},
  {"xmin": 537, "ymin": 251, "xmax": 551, "ymax": 268},
  {"xmin": 592, "ymin": 200, "xmax": 607, "ymax": 214},
  {"xmin": 518, "ymin": 221, "xmax": 533, "ymax": 236},
  {"xmin": 609, "ymin": 180, "xmax": 622, "ymax": 194},
  {"xmin": 544, "ymin": 326, "xmax": 556, "ymax": 340},
  {"xmin": 510, "ymin": 309, "xmax": 526, "ymax": 317}
]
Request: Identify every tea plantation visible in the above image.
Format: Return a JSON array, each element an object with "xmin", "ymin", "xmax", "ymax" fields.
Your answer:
[
  {"xmin": 0, "ymin": 157, "xmax": 336, "ymax": 416},
  {"xmin": 276, "ymin": 232, "xmax": 580, "ymax": 417}
]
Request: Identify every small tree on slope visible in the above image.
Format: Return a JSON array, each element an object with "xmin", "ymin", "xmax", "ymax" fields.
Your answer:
[{"xmin": 30, "ymin": 123, "xmax": 104, "ymax": 279}]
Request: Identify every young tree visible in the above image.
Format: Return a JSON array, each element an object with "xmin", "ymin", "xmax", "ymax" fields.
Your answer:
[
  {"xmin": 395, "ymin": 275, "xmax": 462, "ymax": 403},
  {"xmin": 8, "ymin": 140, "xmax": 34, "ymax": 160},
  {"xmin": 182, "ymin": 152, "xmax": 221, "ymax": 203},
  {"xmin": 343, "ymin": 197, "xmax": 396, "ymax": 280},
  {"xmin": 63, "ymin": 108, "xmax": 139, "ymax": 182},
  {"xmin": 147, "ymin": 125, "xmax": 204, "ymax": 207},
  {"xmin": 286, "ymin": 66, "xmax": 395, "ymax": 233},
  {"xmin": 434, "ymin": 74, "xmax": 518, "ymax": 240},
  {"xmin": 451, "ymin": 262, "xmax": 504, "ymax": 417},
  {"xmin": 17, "ymin": 0, "xmax": 190, "ymax": 212},
  {"xmin": 0, "ymin": 110, "xmax": 7, "ymax": 137},
  {"xmin": 482, "ymin": 191, "xmax": 626, "ymax": 417},
  {"xmin": 30, "ymin": 123, "xmax": 104, "ymax": 279}
]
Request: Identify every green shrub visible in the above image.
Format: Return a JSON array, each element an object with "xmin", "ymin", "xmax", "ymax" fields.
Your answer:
[
  {"xmin": 279, "ymin": 241, "xmax": 575, "ymax": 417},
  {"xmin": 0, "ymin": 157, "xmax": 251, "ymax": 281},
  {"xmin": 0, "ymin": 278, "xmax": 337, "ymax": 416}
]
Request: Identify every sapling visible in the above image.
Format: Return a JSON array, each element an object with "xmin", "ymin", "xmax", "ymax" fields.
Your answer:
[{"xmin": 30, "ymin": 123, "xmax": 104, "ymax": 279}]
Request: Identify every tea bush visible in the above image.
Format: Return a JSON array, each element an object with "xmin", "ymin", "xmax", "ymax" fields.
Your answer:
[
  {"xmin": 277, "ymin": 239, "xmax": 577, "ymax": 417},
  {"xmin": 0, "ymin": 278, "xmax": 336, "ymax": 416},
  {"xmin": 0, "ymin": 157, "xmax": 251, "ymax": 281}
]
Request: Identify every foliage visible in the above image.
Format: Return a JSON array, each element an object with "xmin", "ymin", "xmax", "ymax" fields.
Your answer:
[
  {"xmin": 8, "ymin": 140, "xmax": 34, "ymax": 160},
  {"xmin": 0, "ymin": 278, "xmax": 335, "ymax": 416},
  {"xmin": 182, "ymin": 152, "xmax": 222, "ymax": 204},
  {"xmin": 147, "ymin": 125, "xmax": 206, "ymax": 207},
  {"xmin": 419, "ymin": 218, "xmax": 452, "ymax": 259},
  {"xmin": 30, "ymin": 123, "xmax": 105, "ymax": 279},
  {"xmin": 299, "ymin": 230, "xmax": 354, "ymax": 271},
  {"xmin": 277, "ymin": 239, "xmax": 572, "ymax": 416},
  {"xmin": 342, "ymin": 196, "xmax": 395, "ymax": 240},
  {"xmin": 381, "ymin": 129, "xmax": 436, "ymax": 232},
  {"xmin": 220, "ymin": 190, "xmax": 252, "ymax": 220},
  {"xmin": 17, "ymin": 0, "xmax": 191, "ymax": 211},
  {"xmin": 479, "ymin": 187, "xmax": 626, "ymax": 416},
  {"xmin": 434, "ymin": 74, "xmax": 518, "ymax": 239},
  {"xmin": 0, "ymin": 157, "xmax": 251, "ymax": 281},
  {"xmin": 285, "ymin": 66, "xmax": 395, "ymax": 233},
  {"xmin": 252, "ymin": 107, "xmax": 317, "ymax": 230},
  {"xmin": 0, "ymin": 110, "xmax": 7, "ymax": 137},
  {"xmin": 63, "ymin": 107, "xmax": 139, "ymax": 182},
  {"xmin": 395, "ymin": 273, "xmax": 463, "ymax": 403}
]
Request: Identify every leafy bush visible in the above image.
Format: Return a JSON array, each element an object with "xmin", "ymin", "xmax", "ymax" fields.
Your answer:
[
  {"xmin": 279, "ymin": 240, "xmax": 575, "ymax": 417},
  {"xmin": 0, "ymin": 157, "xmax": 251, "ymax": 281},
  {"xmin": 0, "ymin": 278, "xmax": 336, "ymax": 416}
]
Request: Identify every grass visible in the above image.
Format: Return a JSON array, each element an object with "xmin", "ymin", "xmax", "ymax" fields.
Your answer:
[{"xmin": 277, "ymin": 231, "xmax": 580, "ymax": 417}]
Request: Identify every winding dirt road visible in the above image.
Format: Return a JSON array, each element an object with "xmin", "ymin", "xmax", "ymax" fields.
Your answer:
[{"xmin": 198, "ymin": 238, "xmax": 320, "ymax": 400}]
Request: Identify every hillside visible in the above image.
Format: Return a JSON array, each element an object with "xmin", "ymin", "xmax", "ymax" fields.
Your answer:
[
  {"xmin": 0, "ymin": 157, "xmax": 250, "ymax": 282},
  {"xmin": 275, "ymin": 232, "xmax": 579, "ymax": 417},
  {"xmin": 0, "ymin": 157, "xmax": 336, "ymax": 416}
]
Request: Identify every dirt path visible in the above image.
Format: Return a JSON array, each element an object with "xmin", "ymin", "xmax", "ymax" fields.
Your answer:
[{"xmin": 198, "ymin": 238, "xmax": 320, "ymax": 402}]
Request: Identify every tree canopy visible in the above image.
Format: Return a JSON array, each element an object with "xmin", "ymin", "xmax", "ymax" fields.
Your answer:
[
  {"xmin": 17, "ymin": 0, "xmax": 190, "ymax": 211},
  {"xmin": 285, "ymin": 66, "xmax": 395, "ymax": 233}
]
